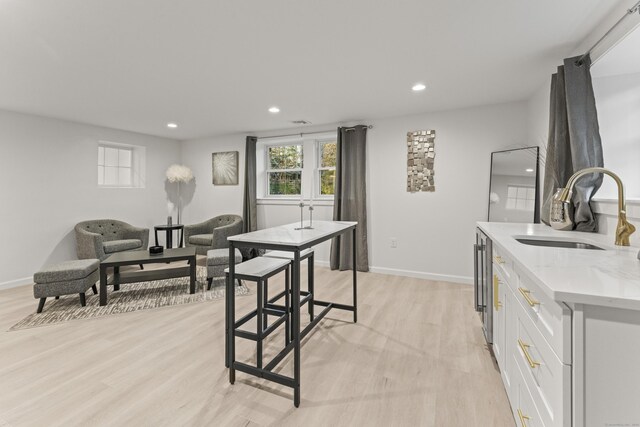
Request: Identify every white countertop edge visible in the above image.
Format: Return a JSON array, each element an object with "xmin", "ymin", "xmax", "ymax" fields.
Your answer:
[{"xmin": 477, "ymin": 222, "xmax": 640, "ymax": 311}]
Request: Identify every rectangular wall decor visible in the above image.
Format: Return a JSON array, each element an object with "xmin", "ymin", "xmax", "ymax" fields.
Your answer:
[
  {"xmin": 407, "ymin": 130, "xmax": 436, "ymax": 192},
  {"xmin": 212, "ymin": 151, "xmax": 239, "ymax": 185}
]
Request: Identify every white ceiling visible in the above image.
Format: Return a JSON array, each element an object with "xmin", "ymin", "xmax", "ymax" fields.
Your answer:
[{"xmin": 0, "ymin": 0, "xmax": 621, "ymax": 140}]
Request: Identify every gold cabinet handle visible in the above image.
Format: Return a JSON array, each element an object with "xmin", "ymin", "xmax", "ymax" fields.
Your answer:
[
  {"xmin": 518, "ymin": 339, "xmax": 540, "ymax": 369},
  {"xmin": 518, "ymin": 287, "xmax": 539, "ymax": 306},
  {"xmin": 494, "ymin": 255, "xmax": 505, "ymax": 264},
  {"xmin": 493, "ymin": 275, "xmax": 502, "ymax": 310},
  {"xmin": 517, "ymin": 409, "xmax": 530, "ymax": 427}
]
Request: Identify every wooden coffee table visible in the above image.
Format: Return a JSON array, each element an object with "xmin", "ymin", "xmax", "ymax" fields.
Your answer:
[{"xmin": 99, "ymin": 247, "xmax": 197, "ymax": 306}]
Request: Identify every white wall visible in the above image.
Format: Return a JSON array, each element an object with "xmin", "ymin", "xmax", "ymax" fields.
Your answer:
[
  {"xmin": 366, "ymin": 102, "xmax": 528, "ymax": 282},
  {"xmin": 0, "ymin": 109, "xmax": 180, "ymax": 288},
  {"xmin": 592, "ymin": 71, "xmax": 640, "ymax": 200},
  {"xmin": 178, "ymin": 135, "xmax": 246, "ymax": 226},
  {"xmin": 181, "ymin": 101, "xmax": 529, "ymax": 283}
]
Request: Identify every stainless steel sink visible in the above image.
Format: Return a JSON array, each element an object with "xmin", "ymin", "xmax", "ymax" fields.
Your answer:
[{"xmin": 515, "ymin": 238, "xmax": 605, "ymax": 250}]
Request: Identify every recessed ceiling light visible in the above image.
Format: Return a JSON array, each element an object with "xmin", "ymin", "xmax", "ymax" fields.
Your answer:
[
  {"xmin": 526, "ymin": 168, "xmax": 534, "ymax": 173},
  {"xmin": 167, "ymin": 122, "xmax": 178, "ymax": 128},
  {"xmin": 412, "ymin": 83, "xmax": 426, "ymax": 91},
  {"xmin": 268, "ymin": 106, "xmax": 280, "ymax": 113}
]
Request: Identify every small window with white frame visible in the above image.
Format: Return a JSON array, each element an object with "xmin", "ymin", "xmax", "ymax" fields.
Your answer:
[
  {"xmin": 98, "ymin": 142, "xmax": 145, "ymax": 188},
  {"xmin": 266, "ymin": 144, "xmax": 303, "ymax": 196},
  {"xmin": 506, "ymin": 185, "xmax": 535, "ymax": 210},
  {"xmin": 317, "ymin": 140, "xmax": 337, "ymax": 196}
]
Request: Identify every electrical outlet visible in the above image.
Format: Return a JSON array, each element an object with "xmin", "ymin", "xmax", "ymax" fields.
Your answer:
[{"xmin": 390, "ymin": 238, "xmax": 397, "ymax": 248}]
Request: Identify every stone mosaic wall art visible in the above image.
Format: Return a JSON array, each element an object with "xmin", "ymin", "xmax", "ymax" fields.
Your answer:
[{"xmin": 407, "ymin": 130, "xmax": 436, "ymax": 192}]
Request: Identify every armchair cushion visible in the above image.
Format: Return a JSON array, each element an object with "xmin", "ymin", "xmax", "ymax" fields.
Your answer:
[
  {"xmin": 103, "ymin": 239, "xmax": 143, "ymax": 254},
  {"xmin": 189, "ymin": 234, "xmax": 213, "ymax": 246}
]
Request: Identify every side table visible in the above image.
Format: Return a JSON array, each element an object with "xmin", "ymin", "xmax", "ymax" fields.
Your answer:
[{"xmin": 154, "ymin": 224, "xmax": 184, "ymax": 249}]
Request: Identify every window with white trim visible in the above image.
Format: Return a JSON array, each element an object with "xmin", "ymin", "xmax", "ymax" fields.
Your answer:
[
  {"xmin": 317, "ymin": 140, "xmax": 336, "ymax": 196},
  {"xmin": 506, "ymin": 185, "xmax": 535, "ymax": 211},
  {"xmin": 256, "ymin": 133, "xmax": 336, "ymax": 203},
  {"xmin": 266, "ymin": 144, "xmax": 303, "ymax": 196},
  {"xmin": 97, "ymin": 142, "xmax": 145, "ymax": 188}
]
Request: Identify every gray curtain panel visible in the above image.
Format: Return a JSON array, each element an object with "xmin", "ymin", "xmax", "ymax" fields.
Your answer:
[
  {"xmin": 242, "ymin": 136, "xmax": 258, "ymax": 233},
  {"xmin": 241, "ymin": 136, "xmax": 262, "ymax": 260},
  {"xmin": 330, "ymin": 125, "xmax": 369, "ymax": 272},
  {"xmin": 541, "ymin": 54, "xmax": 603, "ymax": 231}
]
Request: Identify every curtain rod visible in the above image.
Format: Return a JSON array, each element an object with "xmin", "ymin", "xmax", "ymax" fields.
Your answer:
[
  {"xmin": 576, "ymin": 0, "xmax": 640, "ymax": 66},
  {"xmin": 256, "ymin": 125, "xmax": 373, "ymax": 140}
]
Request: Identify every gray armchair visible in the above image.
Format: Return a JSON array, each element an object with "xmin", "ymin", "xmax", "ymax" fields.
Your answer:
[
  {"xmin": 184, "ymin": 214, "xmax": 243, "ymax": 255},
  {"xmin": 75, "ymin": 219, "xmax": 149, "ymax": 261}
]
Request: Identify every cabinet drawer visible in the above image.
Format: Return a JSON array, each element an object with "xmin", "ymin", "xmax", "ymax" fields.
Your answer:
[
  {"xmin": 512, "ymin": 354, "xmax": 545, "ymax": 427},
  {"xmin": 493, "ymin": 244, "xmax": 514, "ymax": 282},
  {"xmin": 514, "ymin": 308, "xmax": 570, "ymax": 427},
  {"xmin": 514, "ymin": 268, "xmax": 571, "ymax": 364}
]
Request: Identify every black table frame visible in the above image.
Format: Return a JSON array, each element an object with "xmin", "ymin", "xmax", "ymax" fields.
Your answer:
[
  {"xmin": 154, "ymin": 224, "xmax": 184, "ymax": 249},
  {"xmin": 99, "ymin": 248, "xmax": 197, "ymax": 306},
  {"xmin": 226, "ymin": 224, "xmax": 357, "ymax": 407}
]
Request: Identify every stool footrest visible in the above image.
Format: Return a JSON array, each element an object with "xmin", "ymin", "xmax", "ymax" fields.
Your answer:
[
  {"xmin": 235, "ymin": 329, "xmax": 258, "ymax": 341},
  {"xmin": 263, "ymin": 314, "xmax": 287, "ymax": 337},
  {"xmin": 233, "ymin": 361, "xmax": 295, "ymax": 388},
  {"xmin": 264, "ymin": 341, "xmax": 297, "ymax": 371},
  {"xmin": 314, "ymin": 300, "xmax": 355, "ymax": 312}
]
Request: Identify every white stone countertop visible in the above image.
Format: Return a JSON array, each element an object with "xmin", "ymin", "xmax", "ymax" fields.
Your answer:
[{"xmin": 477, "ymin": 222, "xmax": 640, "ymax": 310}]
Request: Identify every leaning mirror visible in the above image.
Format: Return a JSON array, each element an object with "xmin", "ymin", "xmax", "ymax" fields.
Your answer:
[{"xmin": 488, "ymin": 147, "xmax": 540, "ymax": 223}]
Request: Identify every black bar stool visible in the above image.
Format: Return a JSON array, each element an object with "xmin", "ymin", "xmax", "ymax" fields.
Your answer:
[
  {"xmin": 263, "ymin": 249, "xmax": 315, "ymax": 320},
  {"xmin": 225, "ymin": 256, "xmax": 291, "ymax": 370}
]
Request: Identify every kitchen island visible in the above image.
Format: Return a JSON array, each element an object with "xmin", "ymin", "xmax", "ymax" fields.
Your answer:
[{"xmin": 477, "ymin": 222, "xmax": 640, "ymax": 427}]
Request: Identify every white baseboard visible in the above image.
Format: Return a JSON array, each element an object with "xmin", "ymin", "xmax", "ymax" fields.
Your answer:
[
  {"xmin": 0, "ymin": 277, "xmax": 32, "ymax": 291},
  {"xmin": 312, "ymin": 259, "xmax": 473, "ymax": 285},
  {"xmin": 1, "ymin": 263, "xmax": 472, "ymax": 291},
  {"xmin": 369, "ymin": 266, "xmax": 473, "ymax": 285}
]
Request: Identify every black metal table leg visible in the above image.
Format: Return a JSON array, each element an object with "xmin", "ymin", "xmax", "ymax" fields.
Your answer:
[
  {"xmin": 166, "ymin": 229, "xmax": 173, "ymax": 249},
  {"xmin": 293, "ymin": 250, "xmax": 301, "ymax": 407},
  {"xmin": 263, "ymin": 279, "xmax": 269, "ymax": 328},
  {"xmin": 189, "ymin": 255, "xmax": 196, "ymax": 294},
  {"xmin": 225, "ymin": 272, "xmax": 230, "ymax": 368},
  {"xmin": 308, "ymin": 253, "xmax": 314, "ymax": 321},
  {"xmin": 257, "ymin": 278, "xmax": 264, "ymax": 369},
  {"xmin": 113, "ymin": 266, "xmax": 120, "ymax": 291},
  {"xmin": 99, "ymin": 265, "xmax": 108, "ymax": 306},
  {"xmin": 228, "ymin": 243, "xmax": 236, "ymax": 384},
  {"xmin": 154, "ymin": 229, "xmax": 159, "ymax": 246},
  {"xmin": 352, "ymin": 226, "xmax": 358, "ymax": 323},
  {"xmin": 285, "ymin": 265, "xmax": 291, "ymax": 345}
]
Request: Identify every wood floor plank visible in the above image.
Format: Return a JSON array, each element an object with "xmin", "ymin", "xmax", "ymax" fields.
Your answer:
[{"xmin": 0, "ymin": 265, "xmax": 513, "ymax": 426}]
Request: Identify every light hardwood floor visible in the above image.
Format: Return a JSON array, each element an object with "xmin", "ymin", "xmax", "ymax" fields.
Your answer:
[{"xmin": 0, "ymin": 264, "xmax": 514, "ymax": 426}]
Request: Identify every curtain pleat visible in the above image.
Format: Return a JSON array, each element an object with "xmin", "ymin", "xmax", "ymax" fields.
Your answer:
[
  {"xmin": 563, "ymin": 55, "xmax": 604, "ymax": 231},
  {"xmin": 330, "ymin": 126, "xmax": 369, "ymax": 272}
]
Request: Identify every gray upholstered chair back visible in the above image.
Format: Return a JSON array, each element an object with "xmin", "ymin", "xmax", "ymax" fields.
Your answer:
[
  {"xmin": 183, "ymin": 214, "xmax": 243, "ymax": 255},
  {"xmin": 211, "ymin": 214, "xmax": 243, "ymax": 248},
  {"xmin": 76, "ymin": 219, "xmax": 128, "ymax": 242}
]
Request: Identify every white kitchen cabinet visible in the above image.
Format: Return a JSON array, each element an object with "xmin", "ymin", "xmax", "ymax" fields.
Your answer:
[
  {"xmin": 492, "ymin": 268, "xmax": 506, "ymax": 369},
  {"xmin": 481, "ymin": 221, "xmax": 640, "ymax": 427}
]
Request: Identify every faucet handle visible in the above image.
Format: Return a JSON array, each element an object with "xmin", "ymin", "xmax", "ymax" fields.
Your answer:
[{"xmin": 615, "ymin": 211, "xmax": 636, "ymax": 246}]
